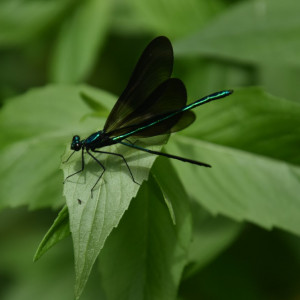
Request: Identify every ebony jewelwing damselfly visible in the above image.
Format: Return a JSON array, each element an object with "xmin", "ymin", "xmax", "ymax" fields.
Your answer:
[{"xmin": 64, "ymin": 36, "xmax": 233, "ymax": 196}]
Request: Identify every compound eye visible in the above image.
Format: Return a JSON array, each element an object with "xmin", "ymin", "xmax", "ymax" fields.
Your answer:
[
  {"xmin": 71, "ymin": 135, "xmax": 82, "ymax": 151},
  {"xmin": 72, "ymin": 135, "xmax": 80, "ymax": 142}
]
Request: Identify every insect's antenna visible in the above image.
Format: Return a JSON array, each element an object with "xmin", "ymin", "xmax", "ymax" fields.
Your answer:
[{"xmin": 63, "ymin": 150, "xmax": 75, "ymax": 163}]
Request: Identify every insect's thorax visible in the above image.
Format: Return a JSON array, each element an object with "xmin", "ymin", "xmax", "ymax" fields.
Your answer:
[{"xmin": 83, "ymin": 130, "xmax": 115, "ymax": 150}]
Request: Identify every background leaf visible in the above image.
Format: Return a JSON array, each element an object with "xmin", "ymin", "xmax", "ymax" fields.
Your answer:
[
  {"xmin": 98, "ymin": 173, "xmax": 192, "ymax": 300},
  {"xmin": 50, "ymin": 0, "xmax": 112, "ymax": 83},
  {"xmin": 34, "ymin": 205, "xmax": 70, "ymax": 262},
  {"xmin": 166, "ymin": 135, "xmax": 300, "ymax": 236},
  {"xmin": 0, "ymin": 84, "xmax": 115, "ymax": 209},
  {"xmin": 175, "ymin": 0, "xmax": 300, "ymax": 66}
]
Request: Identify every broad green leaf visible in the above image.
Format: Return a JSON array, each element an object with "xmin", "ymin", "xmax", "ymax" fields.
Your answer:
[
  {"xmin": 34, "ymin": 205, "xmax": 70, "ymax": 262},
  {"xmin": 0, "ymin": 0, "xmax": 74, "ymax": 47},
  {"xmin": 61, "ymin": 136, "xmax": 167, "ymax": 299},
  {"xmin": 0, "ymin": 139, "xmax": 64, "ymax": 209},
  {"xmin": 0, "ymin": 84, "xmax": 115, "ymax": 209},
  {"xmin": 175, "ymin": 0, "xmax": 300, "ymax": 66},
  {"xmin": 50, "ymin": 0, "xmax": 112, "ymax": 83},
  {"xmin": 166, "ymin": 135, "xmax": 300, "ymax": 236},
  {"xmin": 98, "ymin": 174, "xmax": 192, "ymax": 300}
]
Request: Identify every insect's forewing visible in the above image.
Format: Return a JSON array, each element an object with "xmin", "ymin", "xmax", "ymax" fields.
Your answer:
[
  {"xmin": 108, "ymin": 78, "xmax": 189, "ymax": 138},
  {"xmin": 104, "ymin": 36, "xmax": 173, "ymax": 133}
]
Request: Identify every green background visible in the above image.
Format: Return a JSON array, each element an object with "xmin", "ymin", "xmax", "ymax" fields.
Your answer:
[{"xmin": 0, "ymin": 0, "xmax": 299, "ymax": 299}]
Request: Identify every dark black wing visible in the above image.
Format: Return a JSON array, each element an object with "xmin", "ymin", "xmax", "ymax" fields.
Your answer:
[
  {"xmin": 107, "ymin": 78, "xmax": 190, "ymax": 138},
  {"xmin": 170, "ymin": 110, "xmax": 195, "ymax": 133},
  {"xmin": 104, "ymin": 36, "xmax": 173, "ymax": 133}
]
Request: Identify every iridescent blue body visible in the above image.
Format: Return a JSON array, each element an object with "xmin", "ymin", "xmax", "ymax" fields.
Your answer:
[
  {"xmin": 64, "ymin": 36, "xmax": 233, "ymax": 197},
  {"xmin": 71, "ymin": 131, "xmax": 116, "ymax": 151}
]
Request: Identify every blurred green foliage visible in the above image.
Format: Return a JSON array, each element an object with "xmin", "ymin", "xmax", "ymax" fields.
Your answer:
[{"xmin": 0, "ymin": 0, "xmax": 300, "ymax": 299}]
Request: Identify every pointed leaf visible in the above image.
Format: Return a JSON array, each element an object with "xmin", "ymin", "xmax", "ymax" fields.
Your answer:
[
  {"xmin": 34, "ymin": 205, "xmax": 70, "ymax": 262},
  {"xmin": 61, "ymin": 136, "xmax": 167, "ymax": 298},
  {"xmin": 98, "ymin": 174, "xmax": 192, "ymax": 300},
  {"xmin": 166, "ymin": 135, "xmax": 300, "ymax": 236}
]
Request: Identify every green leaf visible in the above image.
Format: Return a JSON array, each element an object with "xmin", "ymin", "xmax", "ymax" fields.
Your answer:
[
  {"xmin": 61, "ymin": 135, "xmax": 168, "ymax": 299},
  {"xmin": 151, "ymin": 157, "xmax": 192, "ymax": 225},
  {"xmin": 175, "ymin": 0, "xmax": 300, "ymax": 66},
  {"xmin": 98, "ymin": 174, "xmax": 192, "ymax": 300},
  {"xmin": 0, "ymin": 84, "xmax": 116, "ymax": 209},
  {"xmin": 0, "ymin": 0, "xmax": 73, "ymax": 47},
  {"xmin": 166, "ymin": 135, "xmax": 300, "ymax": 236},
  {"xmin": 34, "ymin": 205, "xmax": 70, "ymax": 262},
  {"xmin": 162, "ymin": 80, "xmax": 300, "ymax": 239},
  {"xmin": 50, "ymin": 0, "xmax": 112, "ymax": 83}
]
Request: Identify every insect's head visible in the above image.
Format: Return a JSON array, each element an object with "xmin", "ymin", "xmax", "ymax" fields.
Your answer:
[{"xmin": 71, "ymin": 135, "xmax": 82, "ymax": 151}]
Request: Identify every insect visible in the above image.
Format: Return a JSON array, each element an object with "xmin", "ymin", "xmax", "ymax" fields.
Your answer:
[{"xmin": 64, "ymin": 36, "xmax": 232, "ymax": 196}]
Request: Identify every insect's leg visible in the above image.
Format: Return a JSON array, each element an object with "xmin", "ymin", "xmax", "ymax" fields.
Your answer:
[
  {"xmin": 86, "ymin": 149, "xmax": 106, "ymax": 198},
  {"xmin": 63, "ymin": 150, "xmax": 75, "ymax": 163},
  {"xmin": 92, "ymin": 150, "xmax": 140, "ymax": 185},
  {"xmin": 120, "ymin": 141, "xmax": 211, "ymax": 167},
  {"xmin": 63, "ymin": 149, "xmax": 85, "ymax": 183},
  {"xmin": 125, "ymin": 138, "xmax": 138, "ymax": 146}
]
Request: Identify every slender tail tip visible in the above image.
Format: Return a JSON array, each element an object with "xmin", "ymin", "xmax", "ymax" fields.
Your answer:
[
  {"xmin": 225, "ymin": 89, "xmax": 234, "ymax": 96},
  {"xmin": 199, "ymin": 162, "xmax": 211, "ymax": 168}
]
